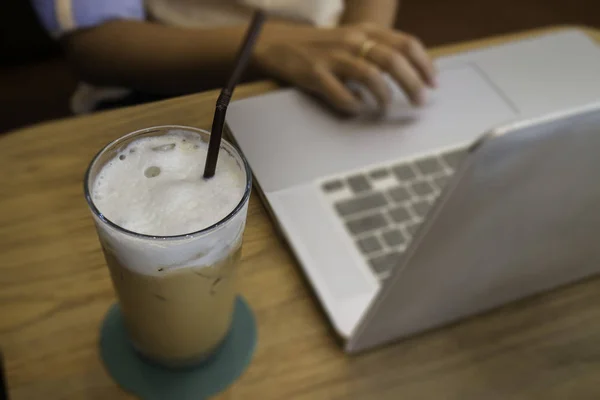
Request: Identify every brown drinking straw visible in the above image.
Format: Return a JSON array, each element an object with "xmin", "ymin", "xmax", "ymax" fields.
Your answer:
[{"xmin": 203, "ymin": 11, "xmax": 267, "ymax": 179}]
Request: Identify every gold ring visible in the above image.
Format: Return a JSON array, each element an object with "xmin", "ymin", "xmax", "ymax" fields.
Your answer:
[{"xmin": 358, "ymin": 39, "xmax": 377, "ymax": 59}]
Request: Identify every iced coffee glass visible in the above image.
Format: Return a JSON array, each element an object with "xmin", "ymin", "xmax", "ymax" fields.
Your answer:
[{"xmin": 84, "ymin": 126, "xmax": 251, "ymax": 368}]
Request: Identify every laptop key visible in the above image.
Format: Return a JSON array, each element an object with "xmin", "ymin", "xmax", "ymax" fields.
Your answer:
[
  {"xmin": 335, "ymin": 193, "xmax": 387, "ymax": 217},
  {"xmin": 322, "ymin": 180, "xmax": 344, "ymax": 193},
  {"xmin": 356, "ymin": 236, "xmax": 383, "ymax": 255},
  {"xmin": 443, "ymin": 149, "xmax": 467, "ymax": 169},
  {"xmin": 346, "ymin": 213, "xmax": 388, "ymax": 235},
  {"xmin": 405, "ymin": 223, "xmax": 420, "ymax": 237},
  {"xmin": 382, "ymin": 229, "xmax": 406, "ymax": 247},
  {"xmin": 411, "ymin": 200, "xmax": 432, "ymax": 218},
  {"xmin": 411, "ymin": 180, "xmax": 435, "ymax": 196},
  {"xmin": 389, "ymin": 206, "xmax": 412, "ymax": 224},
  {"xmin": 370, "ymin": 168, "xmax": 390, "ymax": 180},
  {"xmin": 388, "ymin": 186, "xmax": 411, "ymax": 203},
  {"xmin": 392, "ymin": 164, "xmax": 417, "ymax": 181},
  {"xmin": 369, "ymin": 251, "xmax": 402, "ymax": 274},
  {"xmin": 347, "ymin": 175, "xmax": 371, "ymax": 193},
  {"xmin": 415, "ymin": 157, "xmax": 444, "ymax": 176},
  {"xmin": 432, "ymin": 175, "xmax": 450, "ymax": 191}
]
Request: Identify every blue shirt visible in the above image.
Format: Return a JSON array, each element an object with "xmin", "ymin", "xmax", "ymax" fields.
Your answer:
[{"xmin": 31, "ymin": 0, "xmax": 146, "ymax": 38}]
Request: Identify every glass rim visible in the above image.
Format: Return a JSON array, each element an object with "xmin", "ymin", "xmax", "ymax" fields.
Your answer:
[{"xmin": 83, "ymin": 125, "xmax": 252, "ymax": 241}]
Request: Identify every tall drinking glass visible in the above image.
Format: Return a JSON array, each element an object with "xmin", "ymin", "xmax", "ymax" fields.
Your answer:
[{"xmin": 84, "ymin": 126, "xmax": 251, "ymax": 368}]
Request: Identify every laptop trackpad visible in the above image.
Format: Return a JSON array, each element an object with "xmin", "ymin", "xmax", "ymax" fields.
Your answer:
[{"xmin": 227, "ymin": 64, "xmax": 516, "ymax": 193}]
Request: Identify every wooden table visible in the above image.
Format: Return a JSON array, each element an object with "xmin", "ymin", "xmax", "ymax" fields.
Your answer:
[{"xmin": 2, "ymin": 26, "xmax": 600, "ymax": 400}]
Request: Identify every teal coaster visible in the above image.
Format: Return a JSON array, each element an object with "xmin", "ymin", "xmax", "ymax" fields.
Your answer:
[{"xmin": 99, "ymin": 297, "xmax": 257, "ymax": 400}]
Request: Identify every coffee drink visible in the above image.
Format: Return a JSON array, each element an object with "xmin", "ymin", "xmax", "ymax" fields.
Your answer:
[{"xmin": 85, "ymin": 127, "xmax": 251, "ymax": 368}]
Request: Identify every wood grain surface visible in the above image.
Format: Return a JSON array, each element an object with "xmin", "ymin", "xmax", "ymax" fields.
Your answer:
[{"xmin": 2, "ymin": 27, "xmax": 600, "ymax": 400}]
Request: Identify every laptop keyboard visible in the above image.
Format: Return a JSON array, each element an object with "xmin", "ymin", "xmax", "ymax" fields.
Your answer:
[{"xmin": 321, "ymin": 147, "xmax": 468, "ymax": 280}]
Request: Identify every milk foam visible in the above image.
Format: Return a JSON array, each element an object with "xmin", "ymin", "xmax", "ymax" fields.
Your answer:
[
  {"xmin": 92, "ymin": 130, "xmax": 246, "ymax": 237},
  {"xmin": 89, "ymin": 129, "xmax": 249, "ymax": 276}
]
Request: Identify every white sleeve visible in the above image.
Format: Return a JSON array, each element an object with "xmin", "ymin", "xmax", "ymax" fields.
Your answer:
[{"xmin": 241, "ymin": 0, "xmax": 344, "ymax": 27}]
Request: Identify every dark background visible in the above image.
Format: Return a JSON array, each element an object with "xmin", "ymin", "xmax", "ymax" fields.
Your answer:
[{"xmin": 1, "ymin": 0, "xmax": 598, "ymax": 133}]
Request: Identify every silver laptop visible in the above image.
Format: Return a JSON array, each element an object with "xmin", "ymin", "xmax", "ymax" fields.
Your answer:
[{"xmin": 226, "ymin": 29, "xmax": 600, "ymax": 352}]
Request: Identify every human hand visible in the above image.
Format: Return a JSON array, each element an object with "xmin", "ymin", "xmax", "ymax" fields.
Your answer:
[{"xmin": 254, "ymin": 23, "xmax": 437, "ymax": 114}]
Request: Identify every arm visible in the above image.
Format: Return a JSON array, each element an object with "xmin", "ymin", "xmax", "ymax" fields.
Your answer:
[
  {"xmin": 60, "ymin": 20, "xmax": 294, "ymax": 94},
  {"xmin": 31, "ymin": 0, "xmax": 432, "ymax": 111},
  {"xmin": 341, "ymin": 0, "xmax": 399, "ymax": 28},
  {"xmin": 65, "ymin": 19, "xmax": 340, "ymax": 94},
  {"xmin": 30, "ymin": 0, "xmax": 315, "ymax": 93}
]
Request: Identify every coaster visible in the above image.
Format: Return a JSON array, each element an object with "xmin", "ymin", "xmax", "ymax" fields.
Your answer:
[{"xmin": 99, "ymin": 297, "xmax": 257, "ymax": 400}]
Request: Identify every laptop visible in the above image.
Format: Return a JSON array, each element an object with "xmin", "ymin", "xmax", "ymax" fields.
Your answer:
[{"xmin": 225, "ymin": 28, "xmax": 600, "ymax": 352}]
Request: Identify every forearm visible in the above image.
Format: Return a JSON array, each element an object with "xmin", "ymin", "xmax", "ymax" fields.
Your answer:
[
  {"xmin": 62, "ymin": 19, "xmax": 311, "ymax": 93},
  {"xmin": 341, "ymin": 0, "xmax": 399, "ymax": 28}
]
